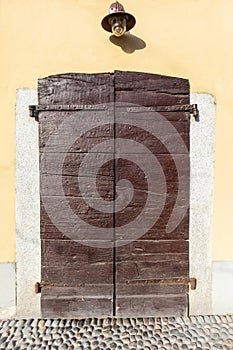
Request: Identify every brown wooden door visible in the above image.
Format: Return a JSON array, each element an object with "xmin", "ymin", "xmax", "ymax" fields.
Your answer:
[
  {"xmin": 114, "ymin": 71, "xmax": 190, "ymax": 316},
  {"xmin": 36, "ymin": 71, "xmax": 190, "ymax": 317}
]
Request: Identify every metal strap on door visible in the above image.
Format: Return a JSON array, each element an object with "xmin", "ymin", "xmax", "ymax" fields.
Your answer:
[{"xmin": 29, "ymin": 104, "xmax": 199, "ymax": 121}]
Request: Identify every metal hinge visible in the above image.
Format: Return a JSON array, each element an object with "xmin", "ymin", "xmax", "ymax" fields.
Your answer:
[
  {"xmin": 29, "ymin": 104, "xmax": 108, "ymax": 121},
  {"xmin": 127, "ymin": 104, "xmax": 199, "ymax": 119},
  {"xmin": 34, "ymin": 281, "xmax": 55, "ymax": 293},
  {"xmin": 34, "ymin": 281, "xmax": 71, "ymax": 293},
  {"xmin": 127, "ymin": 277, "xmax": 197, "ymax": 290},
  {"xmin": 34, "ymin": 281, "xmax": 61, "ymax": 294}
]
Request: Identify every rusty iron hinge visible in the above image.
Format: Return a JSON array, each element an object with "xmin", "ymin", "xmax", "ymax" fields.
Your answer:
[
  {"xmin": 127, "ymin": 277, "xmax": 197, "ymax": 290},
  {"xmin": 127, "ymin": 104, "xmax": 198, "ymax": 115},
  {"xmin": 34, "ymin": 281, "xmax": 54, "ymax": 293},
  {"xmin": 127, "ymin": 104, "xmax": 199, "ymax": 120},
  {"xmin": 29, "ymin": 103, "xmax": 199, "ymax": 121},
  {"xmin": 34, "ymin": 281, "xmax": 72, "ymax": 293},
  {"xmin": 29, "ymin": 104, "xmax": 108, "ymax": 121}
]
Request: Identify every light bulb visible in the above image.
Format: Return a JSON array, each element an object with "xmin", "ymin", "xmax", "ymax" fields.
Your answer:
[{"xmin": 110, "ymin": 16, "xmax": 127, "ymax": 37}]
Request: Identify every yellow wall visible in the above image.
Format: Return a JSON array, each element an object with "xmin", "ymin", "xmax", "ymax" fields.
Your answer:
[{"xmin": 0, "ymin": 0, "xmax": 232, "ymax": 262}]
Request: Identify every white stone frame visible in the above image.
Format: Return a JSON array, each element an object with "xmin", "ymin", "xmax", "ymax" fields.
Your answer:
[
  {"xmin": 16, "ymin": 90, "xmax": 215, "ymax": 317},
  {"xmin": 189, "ymin": 93, "xmax": 216, "ymax": 315},
  {"xmin": 16, "ymin": 89, "xmax": 41, "ymax": 317}
]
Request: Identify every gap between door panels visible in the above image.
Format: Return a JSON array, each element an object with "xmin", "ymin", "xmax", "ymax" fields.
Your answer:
[{"xmin": 113, "ymin": 73, "xmax": 117, "ymax": 316}]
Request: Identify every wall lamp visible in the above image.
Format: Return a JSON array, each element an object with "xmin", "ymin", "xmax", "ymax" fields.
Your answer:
[{"xmin": 101, "ymin": 1, "xmax": 136, "ymax": 37}]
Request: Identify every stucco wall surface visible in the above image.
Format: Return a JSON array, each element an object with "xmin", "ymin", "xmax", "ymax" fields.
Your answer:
[{"xmin": 0, "ymin": 0, "xmax": 233, "ymax": 261}]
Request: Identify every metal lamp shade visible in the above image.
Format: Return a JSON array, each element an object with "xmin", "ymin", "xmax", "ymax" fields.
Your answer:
[{"xmin": 101, "ymin": 12, "xmax": 136, "ymax": 33}]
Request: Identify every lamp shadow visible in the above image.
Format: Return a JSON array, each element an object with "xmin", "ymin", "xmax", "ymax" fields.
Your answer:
[{"xmin": 109, "ymin": 33, "xmax": 146, "ymax": 54}]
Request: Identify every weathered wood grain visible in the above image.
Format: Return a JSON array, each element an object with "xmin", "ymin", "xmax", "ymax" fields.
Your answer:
[
  {"xmin": 116, "ymin": 295, "xmax": 188, "ymax": 317},
  {"xmin": 117, "ymin": 240, "xmax": 189, "ymax": 256},
  {"xmin": 39, "ymin": 111, "xmax": 114, "ymax": 153},
  {"xmin": 40, "ymin": 202, "xmax": 114, "ymax": 241},
  {"xmin": 40, "ymin": 152, "xmax": 115, "ymax": 176},
  {"xmin": 40, "ymin": 153, "xmax": 189, "ymax": 177},
  {"xmin": 42, "ymin": 295, "xmax": 113, "ymax": 318},
  {"xmin": 116, "ymin": 257, "xmax": 189, "ymax": 280},
  {"xmin": 39, "ymin": 73, "xmax": 115, "ymax": 318},
  {"xmin": 115, "ymin": 212, "xmax": 189, "ymax": 241},
  {"xmin": 114, "ymin": 70, "xmax": 189, "ymax": 107},
  {"xmin": 40, "ymin": 195, "xmax": 114, "ymax": 228},
  {"xmin": 115, "ymin": 91, "xmax": 189, "ymax": 107},
  {"xmin": 38, "ymin": 71, "xmax": 190, "ymax": 317},
  {"xmin": 115, "ymin": 122, "xmax": 189, "ymax": 152},
  {"xmin": 42, "ymin": 285, "xmax": 113, "ymax": 297},
  {"xmin": 39, "ymin": 117, "xmax": 189, "ymax": 153},
  {"xmin": 38, "ymin": 73, "xmax": 114, "ymax": 105},
  {"xmin": 116, "ymin": 283, "xmax": 188, "ymax": 296},
  {"xmin": 114, "ymin": 71, "xmax": 190, "ymax": 93},
  {"xmin": 115, "ymin": 241, "xmax": 189, "ymax": 317},
  {"xmin": 40, "ymin": 174, "xmax": 114, "ymax": 199},
  {"xmin": 41, "ymin": 239, "xmax": 113, "ymax": 285},
  {"xmin": 40, "ymin": 204, "xmax": 189, "ymax": 241}
]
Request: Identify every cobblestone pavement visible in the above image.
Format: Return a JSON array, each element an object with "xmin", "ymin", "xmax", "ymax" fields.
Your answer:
[{"xmin": 0, "ymin": 315, "xmax": 233, "ymax": 350}]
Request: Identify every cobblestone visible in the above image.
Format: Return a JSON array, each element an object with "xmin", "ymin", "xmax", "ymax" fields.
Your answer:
[{"xmin": 0, "ymin": 316, "xmax": 232, "ymax": 349}]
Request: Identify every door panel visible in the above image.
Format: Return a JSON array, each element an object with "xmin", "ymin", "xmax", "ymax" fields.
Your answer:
[
  {"xmin": 114, "ymin": 71, "xmax": 190, "ymax": 316},
  {"xmin": 37, "ymin": 71, "xmax": 190, "ymax": 317},
  {"xmin": 39, "ymin": 73, "xmax": 115, "ymax": 317}
]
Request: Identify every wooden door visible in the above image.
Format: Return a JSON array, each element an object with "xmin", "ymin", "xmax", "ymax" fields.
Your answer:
[
  {"xmin": 38, "ymin": 73, "xmax": 115, "ymax": 317},
  {"xmin": 34, "ymin": 71, "xmax": 191, "ymax": 317},
  {"xmin": 114, "ymin": 71, "xmax": 190, "ymax": 316}
]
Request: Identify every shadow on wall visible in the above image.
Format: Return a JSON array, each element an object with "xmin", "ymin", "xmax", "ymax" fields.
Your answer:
[{"xmin": 110, "ymin": 33, "xmax": 146, "ymax": 54}]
